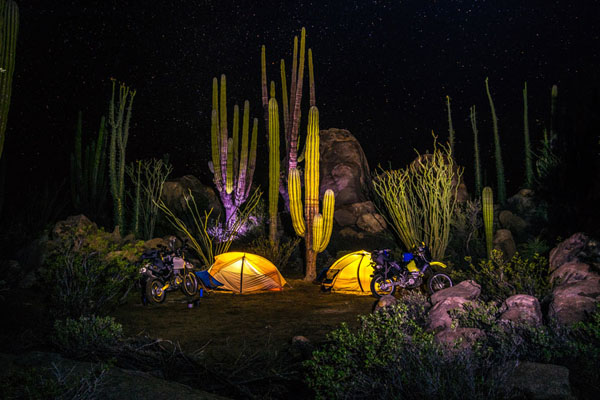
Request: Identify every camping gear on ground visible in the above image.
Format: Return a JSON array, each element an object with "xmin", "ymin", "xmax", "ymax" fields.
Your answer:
[
  {"xmin": 370, "ymin": 242, "xmax": 452, "ymax": 298},
  {"xmin": 194, "ymin": 270, "xmax": 224, "ymax": 290},
  {"xmin": 207, "ymin": 252, "xmax": 287, "ymax": 293},
  {"xmin": 320, "ymin": 250, "xmax": 375, "ymax": 295},
  {"xmin": 139, "ymin": 239, "xmax": 198, "ymax": 304}
]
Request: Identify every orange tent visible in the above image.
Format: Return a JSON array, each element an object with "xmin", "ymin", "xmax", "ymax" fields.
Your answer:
[{"xmin": 207, "ymin": 252, "xmax": 287, "ymax": 293}]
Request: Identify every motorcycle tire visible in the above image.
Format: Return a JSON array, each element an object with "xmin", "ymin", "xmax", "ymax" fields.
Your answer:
[
  {"xmin": 182, "ymin": 271, "xmax": 198, "ymax": 297},
  {"xmin": 428, "ymin": 273, "xmax": 452, "ymax": 293},
  {"xmin": 145, "ymin": 278, "xmax": 167, "ymax": 304},
  {"xmin": 370, "ymin": 275, "xmax": 397, "ymax": 299}
]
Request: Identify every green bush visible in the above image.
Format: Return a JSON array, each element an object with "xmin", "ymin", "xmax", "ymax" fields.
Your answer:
[
  {"xmin": 52, "ymin": 315, "xmax": 123, "ymax": 359},
  {"xmin": 42, "ymin": 227, "xmax": 144, "ymax": 318},
  {"xmin": 304, "ymin": 301, "xmax": 512, "ymax": 400},
  {"xmin": 245, "ymin": 235, "xmax": 301, "ymax": 270}
]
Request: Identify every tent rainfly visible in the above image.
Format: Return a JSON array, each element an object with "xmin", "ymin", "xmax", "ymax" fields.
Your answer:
[
  {"xmin": 321, "ymin": 250, "xmax": 375, "ymax": 295},
  {"xmin": 207, "ymin": 252, "xmax": 287, "ymax": 293}
]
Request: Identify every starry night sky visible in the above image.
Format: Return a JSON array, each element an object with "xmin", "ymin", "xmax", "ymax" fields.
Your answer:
[{"xmin": 4, "ymin": 0, "xmax": 600, "ymax": 200}]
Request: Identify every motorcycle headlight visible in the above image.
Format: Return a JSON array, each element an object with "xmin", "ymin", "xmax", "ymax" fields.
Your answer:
[{"xmin": 139, "ymin": 267, "xmax": 147, "ymax": 274}]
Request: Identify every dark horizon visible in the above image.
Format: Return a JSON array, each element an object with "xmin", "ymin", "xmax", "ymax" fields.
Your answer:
[{"xmin": 3, "ymin": 0, "xmax": 600, "ymax": 223}]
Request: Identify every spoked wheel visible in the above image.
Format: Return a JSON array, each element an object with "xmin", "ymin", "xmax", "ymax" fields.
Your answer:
[
  {"xmin": 145, "ymin": 279, "xmax": 166, "ymax": 304},
  {"xmin": 428, "ymin": 273, "xmax": 453, "ymax": 293},
  {"xmin": 182, "ymin": 271, "xmax": 198, "ymax": 297},
  {"xmin": 370, "ymin": 275, "xmax": 397, "ymax": 299}
]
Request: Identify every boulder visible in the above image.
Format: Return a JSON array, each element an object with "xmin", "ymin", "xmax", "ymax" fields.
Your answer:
[
  {"xmin": 319, "ymin": 129, "xmax": 372, "ymax": 206},
  {"xmin": 333, "ymin": 208, "xmax": 357, "ymax": 226},
  {"xmin": 434, "ymin": 327, "xmax": 484, "ymax": 349},
  {"xmin": 499, "ymin": 210, "xmax": 528, "ymax": 239},
  {"xmin": 507, "ymin": 189, "xmax": 537, "ymax": 219},
  {"xmin": 373, "ymin": 295, "xmax": 398, "ymax": 313},
  {"xmin": 52, "ymin": 214, "xmax": 97, "ymax": 239},
  {"xmin": 430, "ymin": 280, "xmax": 481, "ymax": 306},
  {"xmin": 506, "ymin": 361, "xmax": 575, "ymax": 400},
  {"xmin": 493, "ymin": 229, "xmax": 517, "ymax": 261},
  {"xmin": 499, "ymin": 295, "xmax": 543, "ymax": 327},
  {"xmin": 549, "ymin": 232, "xmax": 590, "ymax": 273},
  {"xmin": 550, "ymin": 261, "xmax": 596, "ymax": 284},
  {"xmin": 548, "ymin": 279, "xmax": 600, "ymax": 325},
  {"xmin": 427, "ymin": 296, "xmax": 472, "ymax": 332},
  {"xmin": 356, "ymin": 213, "xmax": 387, "ymax": 234},
  {"xmin": 161, "ymin": 175, "xmax": 222, "ymax": 216}
]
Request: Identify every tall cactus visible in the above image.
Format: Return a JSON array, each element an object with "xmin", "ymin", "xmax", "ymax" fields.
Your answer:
[
  {"xmin": 0, "ymin": 0, "xmax": 19, "ymax": 160},
  {"xmin": 485, "ymin": 77, "xmax": 506, "ymax": 204},
  {"xmin": 482, "ymin": 186, "xmax": 494, "ymax": 258},
  {"xmin": 288, "ymin": 106, "xmax": 335, "ymax": 281},
  {"xmin": 446, "ymin": 95, "xmax": 455, "ymax": 155},
  {"xmin": 549, "ymin": 84, "xmax": 558, "ymax": 145},
  {"xmin": 268, "ymin": 97, "xmax": 280, "ymax": 244},
  {"xmin": 470, "ymin": 105, "xmax": 482, "ymax": 196},
  {"xmin": 210, "ymin": 74, "xmax": 258, "ymax": 225},
  {"xmin": 523, "ymin": 82, "xmax": 533, "ymax": 188},
  {"xmin": 108, "ymin": 78, "xmax": 136, "ymax": 231}
]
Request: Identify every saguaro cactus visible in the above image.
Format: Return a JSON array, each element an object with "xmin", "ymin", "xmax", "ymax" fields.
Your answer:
[
  {"xmin": 268, "ymin": 97, "xmax": 281, "ymax": 244},
  {"xmin": 482, "ymin": 186, "xmax": 494, "ymax": 258},
  {"xmin": 108, "ymin": 78, "xmax": 136, "ymax": 231},
  {"xmin": 210, "ymin": 75, "xmax": 258, "ymax": 225},
  {"xmin": 470, "ymin": 105, "xmax": 482, "ymax": 196},
  {"xmin": 0, "ymin": 0, "xmax": 19, "ymax": 160},
  {"xmin": 485, "ymin": 77, "xmax": 506, "ymax": 204},
  {"xmin": 288, "ymin": 106, "xmax": 335, "ymax": 281}
]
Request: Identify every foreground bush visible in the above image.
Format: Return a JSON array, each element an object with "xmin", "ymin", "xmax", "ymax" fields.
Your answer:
[{"xmin": 52, "ymin": 315, "xmax": 123, "ymax": 359}]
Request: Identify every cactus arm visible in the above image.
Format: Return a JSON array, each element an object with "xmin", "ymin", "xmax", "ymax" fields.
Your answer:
[
  {"xmin": 308, "ymin": 48, "xmax": 315, "ymax": 107},
  {"xmin": 268, "ymin": 97, "xmax": 280, "ymax": 242},
  {"xmin": 313, "ymin": 189, "xmax": 334, "ymax": 253},
  {"xmin": 219, "ymin": 75, "xmax": 228, "ymax": 186},
  {"xmin": 226, "ymin": 138, "xmax": 233, "ymax": 194},
  {"xmin": 446, "ymin": 95, "xmax": 455, "ymax": 155},
  {"xmin": 485, "ymin": 77, "xmax": 506, "ymax": 204},
  {"xmin": 289, "ymin": 35, "xmax": 298, "ymax": 141},
  {"xmin": 243, "ymin": 118, "xmax": 258, "ymax": 200},
  {"xmin": 280, "ymin": 59, "xmax": 289, "ymax": 149},
  {"xmin": 482, "ymin": 186, "xmax": 494, "ymax": 258},
  {"xmin": 232, "ymin": 104, "xmax": 239, "ymax": 190},
  {"xmin": 0, "ymin": 0, "xmax": 18, "ymax": 159},
  {"xmin": 550, "ymin": 84, "xmax": 558, "ymax": 143},
  {"xmin": 235, "ymin": 101, "xmax": 250, "ymax": 205},
  {"xmin": 261, "ymin": 45, "xmax": 268, "ymax": 125},
  {"xmin": 288, "ymin": 167, "xmax": 305, "ymax": 237},
  {"xmin": 288, "ymin": 28, "xmax": 306, "ymax": 172},
  {"xmin": 312, "ymin": 213, "xmax": 324, "ymax": 253}
]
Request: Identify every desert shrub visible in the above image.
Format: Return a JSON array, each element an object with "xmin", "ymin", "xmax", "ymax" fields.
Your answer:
[
  {"xmin": 304, "ymin": 301, "xmax": 512, "ymax": 400},
  {"xmin": 447, "ymin": 199, "xmax": 485, "ymax": 265},
  {"xmin": 41, "ymin": 228, "xmax": 143, "ymax": 318},
  {"xmin": 52, "ymin": 315, "xmax": 123, "ymax": 359},
  {"xmin": 455, "ymin": 250, "xmax": 551, "ymax": 302},
  {"xmin": 245, "ymin": 235, "xmax": 301, "ymax": 270},
  {"xmin": 518, "ymin": 236, "xmax": 550, "ymax": 259}
]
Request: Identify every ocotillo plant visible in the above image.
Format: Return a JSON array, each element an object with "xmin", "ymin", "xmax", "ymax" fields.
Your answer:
[
  {"xmin": 70, "ymin": 112, "xmax": 108, "ymax": 219},
  {"xmin": 261, "ymin": 27, "xmax": 315, "ymax": 210},
  {"xmin": 482, "ymin": 186, "xmax": 494, "ymax": 258},
  {"xmin": 108, "ymin": 78, "xmax": 136, "ymax": 232},
  {"xmin": 210, "ymin": 75, "xmax": 258, "ymax": 226},
  {"xmin": 268, "ymin": 97, "xmax": 280, "ymax": 244},
  {"xmin": 0, "ymin": 0, "xmax": 19, "ymax": 160},
  {"xmin": 470, "ymin": 105, "xmax": 482, "ymax": 196},
  {"xmin": 446, "ymin": 95, "xmax": 455, "ymax": 155},
  {"xmin": 288, "ymin": 106, "xmax": 334, "ymax": 281},
  {"xmin": 523, "ymin": 82, "xmax": 533, "ymax": 188},
  {"xmin": 550, "ymin": 84, "xmax": 558, "ymax": 144},
  {"xmin": 485, "ymin": 77, "xmax": 506, "ymax": 204}
]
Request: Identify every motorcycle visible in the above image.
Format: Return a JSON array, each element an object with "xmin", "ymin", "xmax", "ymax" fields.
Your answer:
[
  {"xmin": 139, "ymin": 237, "xmax": 199, "ymax": 304},
  {"xmin": 370, "ymin": 242, "xmax": 452, "ymax": 298}
]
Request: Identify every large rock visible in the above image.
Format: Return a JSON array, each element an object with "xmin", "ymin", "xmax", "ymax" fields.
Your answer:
[
  {"xmin": 550, "ymin": 261, "xmax": 596, "ymax": 284},
  {"xmin": 549, "ymin": 232, "xmax": 590, "ymax": 273},
  {"xmin": 373, "ymin": 295, "xmax": 398, "ymax": 313},
  {"xmin": 493, "ymin": 229, "xmax": 517, "ymax": 261},
  {"xmin": 161, "ymin": 175, "xmax": 222, "ymax": 216},
  {"xmin": 356, "ymin": 213, "xmax": 387, "ymax": 234},
  {"xmin": 499, "ymin": 210, "xmax": 528, "ymax": 240},
  {"xmin": 500, "ymin": 295, "xmax": 543, "ymax": 327},
  {"xmin": 427, "ymin": 297, "xmax": 472, "ymax": 332},
  {"xmin": 434, "ymin": 327, "xmax": 484, "ymax": 349},
  {"xmin": 319, "ymin": 129, "xmax": 372, "ymax": 206},
  {"xmin": 507, "ymin": 189, "xmax": 537, "ymax": 219},
  {"xmin": 548, "ymin": 279, "xmax": 600, "ymax": 325},
  {"xmin": 430, "ymin": 280, "xmax": 481, "ymax": 306},
  {"xmin": 506, "ymin": 361, "xmax": 575, "ymax": 400}
]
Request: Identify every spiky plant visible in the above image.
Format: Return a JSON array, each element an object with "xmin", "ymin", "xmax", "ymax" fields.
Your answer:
[{"xmin": 446, "ymin": 95, "xmax": 455, "ymax": 155}]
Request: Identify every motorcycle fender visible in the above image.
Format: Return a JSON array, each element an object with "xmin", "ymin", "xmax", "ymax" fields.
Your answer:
[
  {"xmin": 429, "ymin": 261, "xmax": 448, "ymax": 269},
  {"xmin": 406, "ymin": 260, "xmax": 419, "ymax": 273}
]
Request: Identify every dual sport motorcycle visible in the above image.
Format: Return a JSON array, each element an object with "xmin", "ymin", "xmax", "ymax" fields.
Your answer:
[
  {"xmin": 370, "ymin": 243, "xmax": 452, "ymax": 298},
  {"xmin": 139, "ymin": 238, "xmax": 198, "ymax": 304}
]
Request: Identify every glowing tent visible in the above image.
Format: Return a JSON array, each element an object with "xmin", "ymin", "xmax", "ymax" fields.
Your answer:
[
  {"xmin": 207, "ymin": 252, "xmax": 287, "ymax": 293},
  {"xmin": 321, "ymin": 250, "xmax": 375, "ymax": 295}
]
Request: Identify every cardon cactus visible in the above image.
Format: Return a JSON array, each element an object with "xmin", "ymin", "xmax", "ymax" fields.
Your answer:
[
  {"xmin": 268, "ymin": 97, "xmax": 280, "ymax": 243},
  {"xmin": 0, "ymin": 0, "xmax": 18, "ymax": 160},
  {"xmin": 288, "ymin": 106, "xmax": 335, "ymax": 281},
  {"xmin": 482, "ymin": 186, "xmax": 494, "ymax": 258},
  {"xmin": 485, "ymin": 77, "xmax": 506, "ymax": 204}
]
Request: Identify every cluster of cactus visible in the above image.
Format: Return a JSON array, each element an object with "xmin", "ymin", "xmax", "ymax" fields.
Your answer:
[
  {"xmin": 108, "ymin": 78, "xmax": 136, "ymax": 232},
  {"xmin": 482, "ymin": 186, "xmax": 494, "ymax": 258},
  {"xmin": 70, "ymin": 111, "xmax": 108, "ymax": 220},
  {"xmin": 288, "ymin": 106, "xmax": 334, "ymax": 281},
  {"xmin": 0, "ymin": 0, "xmax": 18, "ymax": 160},
  {"xmin": 209, "ymin": 74, "xmax": 258, "ymax": 226}
]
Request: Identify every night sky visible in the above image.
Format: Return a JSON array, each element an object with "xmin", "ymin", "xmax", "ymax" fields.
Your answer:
[{"xmin": 4, "ymin": 0, "xmax": 600, "ymax": 203}]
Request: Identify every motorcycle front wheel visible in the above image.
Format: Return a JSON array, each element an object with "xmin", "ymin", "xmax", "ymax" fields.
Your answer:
[
  {"xmin": 145, "ymin": 279, "xmax": 167, "ymax": 304},
  {"xmin": 370, "ymin": 275, "xmax": 397, "ymax": 298},
  {"xmin": 428, "ymin": 273, "xmax": 452, "ymax": 293},
  {"xmin": 182, "ymin": 271, "xmax": 198, "ymax": 297}
]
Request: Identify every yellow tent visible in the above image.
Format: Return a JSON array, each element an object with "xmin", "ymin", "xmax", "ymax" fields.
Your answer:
[
  {"xmin": 321, "ymin": 250, "xmax": 375, "ymax": 295},
  {"xmin": 207, "ymin": 252, "xmax": 287, "ymax": 293}
]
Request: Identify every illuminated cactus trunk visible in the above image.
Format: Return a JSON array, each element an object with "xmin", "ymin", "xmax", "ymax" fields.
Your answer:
[
  {"xmin": 268, "ymin": 97, "xmax": 280, "ymax": 243},
  {"xmin": 288, "ymin": 106, "xmax": 335, "ymax": 281},
  {"xmin": 210, "ymin": 75, "xmax": 258, "ymax": 225},
  {"xmin": 0, "ymin": 0, "xmax": 18, "ymax": 160},
  {"xmin": 482, "ymin": 186, "xmax": 494, "ymax": 258}
]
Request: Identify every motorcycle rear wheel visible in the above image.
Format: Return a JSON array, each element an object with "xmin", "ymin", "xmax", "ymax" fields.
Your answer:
[
  {"xmin": 428, "ymin": 273, "xmax": 452, "ymax": 293},
  {"xmin": 145, "ymin": 279, "xmax": 167, "ymax": 304},
  {"xmin": 370, "ymin": 275, "xmax": 397, "ymax": 298},
  {"xmin": 182, "ymin": 271, "xmax": 198, "ymax": 297}
]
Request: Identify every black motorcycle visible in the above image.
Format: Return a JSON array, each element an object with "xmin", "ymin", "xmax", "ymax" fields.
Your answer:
[
  {"xmin": 370, "ymin": 243, "xmax": 452, "ymax": 298},
  {"xmin": 139, "ymin": 238, "xmax": 198, "ymax": 304}
]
